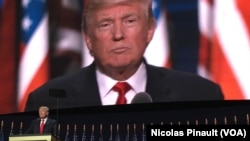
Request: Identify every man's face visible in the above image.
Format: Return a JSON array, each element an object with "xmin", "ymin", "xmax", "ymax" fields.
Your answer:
[
  {"xmin": 39, "ymin": 108, "xmax": 48, "ymax": 119},
  {"xmin": 85, "ymin": 2, "xmax": 155, "ymax": 71}
]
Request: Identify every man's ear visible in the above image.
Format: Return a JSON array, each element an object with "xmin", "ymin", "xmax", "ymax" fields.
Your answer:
[
  {"xmin": 84, "ymin": 33, "xmax": 92, "ymax": 50},
  {"xmin": 84, "ymin": 33, "xmax": 94, "ymax": 57},
  {"xmin": 147, "ymin": 20, "xmax": 156, "ymax": 43}
]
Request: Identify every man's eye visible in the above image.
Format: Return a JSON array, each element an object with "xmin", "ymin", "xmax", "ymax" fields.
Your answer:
[
  {"xmin": 125, "ymin": 19, "xmax": 137, "ymax": 25},
  {"xmin": 128, "ymin": 19, "xmax": 136, "ymax": 23},
  {"xmin": 100, "ymin": 23, "xmax": 108, "ymax": 27},
  {"xmin": 98, "ymin": 22, "xmax": 111, "ymax": 30}
]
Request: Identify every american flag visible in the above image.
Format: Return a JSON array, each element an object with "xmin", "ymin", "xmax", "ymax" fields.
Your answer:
[
  {"xmin": 18, "ymin": 0, "xmax": 49, "ymax": 111},
  {"xmin": 198, "ymin": 0, "xmax": 250, "ymax": 99},
  {"xmin": 144, "ymin": 0, "xmax": 171, "ymax": 68}
]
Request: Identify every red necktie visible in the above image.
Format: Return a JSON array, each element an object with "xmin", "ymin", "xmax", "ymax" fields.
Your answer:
[
  {"xmin": 40, "ymin": 119, "xmax": 45, "ymax": 134},
  {"xmin": 112, "ymin": 82, "xmax": 131, "ymax": 105}
]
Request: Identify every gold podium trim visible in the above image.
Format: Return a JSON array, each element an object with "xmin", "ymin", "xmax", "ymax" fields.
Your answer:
[{"xmin": 9, "ymin": 134, "xmax": 53, "ymax": 141}]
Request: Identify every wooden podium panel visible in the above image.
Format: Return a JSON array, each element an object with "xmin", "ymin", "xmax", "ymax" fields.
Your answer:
[{"xmin": 9, "ymin": 134, "xmax": 54, "ymax": 141}]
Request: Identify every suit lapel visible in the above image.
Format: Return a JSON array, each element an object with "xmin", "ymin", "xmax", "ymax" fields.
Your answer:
[
  {"xmin": 73, "ymin": 62, "xmax": 102, "ymax": 106},
  {"xmin": 43, "ymin": 119, "xmax": 50, "ymax": 132},
  {"xmin": 145, "ymin": 64, "xmax": 171, "ymax": 102},
  {"xmin": 36, "ymin": 119, "xmax": 41, "ymax": 133}
]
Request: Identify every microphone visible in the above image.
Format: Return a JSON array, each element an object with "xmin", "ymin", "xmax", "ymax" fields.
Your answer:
[{"xmin": 131, "ymin": 92, "xmax": 153, "ymax": 104}]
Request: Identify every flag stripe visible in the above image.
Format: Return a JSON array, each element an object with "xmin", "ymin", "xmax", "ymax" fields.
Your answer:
[
  {"xmin": 236, "ymin": 0, "xmax": 250, "ymax": 37},
  {"xmin": 214, "ymin": 0, "xmax": 250, "ymax": 99},
  {"xmin": 198, "ymin": 0, "xmax": 250, "ymax": 100},
  {"xmin": 212, "ymin": 34, "xmax": 245, "ymax": 99},
  {"xmin": 18, "ymin": 54, "xmax": 49, "ymax": 111},
  {"xmin": 198, "ymin": 0, "xmax": 213, "ymax": 78}
]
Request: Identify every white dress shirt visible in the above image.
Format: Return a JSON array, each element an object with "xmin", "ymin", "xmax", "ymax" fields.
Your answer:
[
  {"xmin": 96, "ymin": 63, "xmax": 147, "ymax": 105},
  {"xmin": 40, "ymin": 118, "xmax": 47, "ymax": 125}
]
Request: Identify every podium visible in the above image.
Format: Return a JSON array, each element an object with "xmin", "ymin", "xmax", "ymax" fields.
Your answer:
[
  {"xmin": 9, "ymin": 134, "xmax": 56, "ymax": 141},
  {"xmin": 1, "ymin": 100, "xmax": 250, "ymax": 140}
]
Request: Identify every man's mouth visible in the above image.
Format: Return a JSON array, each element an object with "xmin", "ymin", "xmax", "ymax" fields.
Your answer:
[{"xmin": 112, "ymin": 47, "xmax": 129, "ymax": 53}]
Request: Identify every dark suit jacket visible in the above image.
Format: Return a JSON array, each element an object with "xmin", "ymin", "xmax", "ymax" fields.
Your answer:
[
  {"xmin": 24, "ymin": 62, "xmax": 224, "ymax": 111},
  {"xmin": 25, "ymin": 118, "xmax": 57, "ymax": 136}
]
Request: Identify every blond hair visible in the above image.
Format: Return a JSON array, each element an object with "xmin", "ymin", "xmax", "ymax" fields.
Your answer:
[
  {"xmin": 82, "ymin": 0, "xmax": 155, "ymax": 33},
  {"xmin": 39, "ymin": 106, "xmax": 49, "ymax": 112}
]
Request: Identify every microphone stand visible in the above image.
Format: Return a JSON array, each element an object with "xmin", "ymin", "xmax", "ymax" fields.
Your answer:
[
  {"xmin": 55, "ymin": 97, "xmax": 59, "ymax": 141},
  {"xmin": 49, "ymin": 89, "xmax": 66, "ymax": 141}
]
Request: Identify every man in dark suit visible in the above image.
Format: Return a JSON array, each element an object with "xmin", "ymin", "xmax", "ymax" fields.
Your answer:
[
  {"xmin": 24, "ymin": 0, "xmax": 224, "ymax": 112},
  {"xmin": 25, "ymin": 106, "xmax": 57, "ymax": 136}
]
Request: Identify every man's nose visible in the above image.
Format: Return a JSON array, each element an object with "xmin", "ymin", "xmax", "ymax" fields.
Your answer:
[{"xmin": 112, "ymin": 22, "xmax": 125, "ymax": 41}]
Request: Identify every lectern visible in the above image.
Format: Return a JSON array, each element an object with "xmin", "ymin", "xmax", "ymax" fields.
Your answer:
[{"xmin": 9, "ymin": 134, "xmax": 55, "ymax": 141}]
